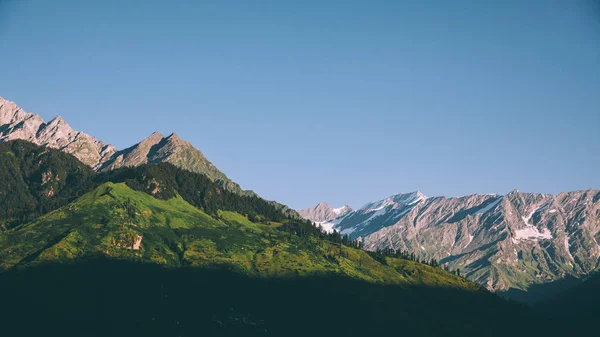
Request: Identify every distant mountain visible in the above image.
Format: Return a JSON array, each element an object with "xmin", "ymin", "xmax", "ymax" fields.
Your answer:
[
  {"xmin": 303, "ymin": 189, "xmax": 600, "ymax": 301},
  {"xmin": 315, "ymin": 191, "xmax": 427, "ymax": 236},
  {"xmin": 298, "ymin": 202, "xmax": 352, "ymax": 224}
]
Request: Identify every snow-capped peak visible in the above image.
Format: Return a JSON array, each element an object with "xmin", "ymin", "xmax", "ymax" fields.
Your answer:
[
  {"xmin": 361, "ymin": 191, "xmax": 427, "ymax": 211},
  {"xmin": 333, "ymin": 205, "xmax": 352, "ymax": 215}
]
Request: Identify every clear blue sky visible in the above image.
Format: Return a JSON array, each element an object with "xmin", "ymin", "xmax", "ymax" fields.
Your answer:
[{"xmin": 0, "ymin": 0, "xmax": 598, "ymax": 209}]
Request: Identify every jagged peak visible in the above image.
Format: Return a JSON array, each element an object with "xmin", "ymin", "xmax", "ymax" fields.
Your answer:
[
  {"xmin": 332, "ymin": 205, "xmax": 353, "ymax": 215},
  {"xmin": 410, "ymin": 190, "xmax": 427, "ymax": 199},
  {"xmin": 390, "ymin": 190, "xmax": 427, "ymax": 204},
  {"xmin": 143, "ymin": 131, "xmax": 164, "ymax": 143},
  {"xmin": 48, "ymin": 115, "xmax": 66, "ymax": 125},
  {"xmin": 127, "ymin": 132, "xmax": 165, "ymax": 151},
  {"xmin": 167, "ymin": 132, "xmax": 180, "ymax": 141},
  {"xmin": 0, "ymin": 96, "xmax": 17, "ymax": 106},
  {"xmin": 360, "ymin": 191, "xmax": 426, "ymax": 211}
]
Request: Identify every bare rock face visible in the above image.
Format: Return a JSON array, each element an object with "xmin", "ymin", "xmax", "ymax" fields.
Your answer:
[
  {"xmin": 97, "ymin": 131, "xmax": 244, "ymax": 193},
  {"xmin": 0, "ymin": 96, "xmax": 231, "ymax": 184},
  {"xmin": 311, "ymin": 189, "xmax": 600, "ymax": 297},
  {"xmin": 0, "ymin": 97, "xmax": 117, "ymax": 168},
  {"xmin": 298, "ymin": 202, "xmax": 353, "ymax": 224}
]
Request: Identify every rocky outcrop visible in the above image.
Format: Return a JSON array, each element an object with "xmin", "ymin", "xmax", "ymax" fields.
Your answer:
[
  {"xmin": 0, "ymin": 97, "xmax": 116, "ymax": 168},
  {"xmin": 0, "ymin": 96, "xmax": 238, "ymax": 191}
]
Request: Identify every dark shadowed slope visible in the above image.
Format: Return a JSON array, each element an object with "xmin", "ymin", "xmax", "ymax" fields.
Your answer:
[{"xmin": 0, "ymin": 260, "xmax": 555, "ymax": 337}]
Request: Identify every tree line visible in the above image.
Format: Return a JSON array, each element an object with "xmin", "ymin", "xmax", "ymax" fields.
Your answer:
[{"xmin": 0, "ymin": 140, "xmax": 464, "ymax": 278}]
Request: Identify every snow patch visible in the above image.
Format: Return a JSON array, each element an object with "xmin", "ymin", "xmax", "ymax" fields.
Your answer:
[
  {"xmin": 515, "ymin": 207, "xmax": 553, "ymax": 241},
  {"xmin": 515, "ymin": 226, "xmax": 553, "ymax": 241},
  {"xmin": 475, "ymin": 197, "xmax": 502, "ymax": 214},
  {"xmin": 521, "ymin": 208, "xmax": 538, "ymax": 226},
  {"xmin": 361, "ymin": 191, "xmax": 426, "ymax": 211},
  {"xmin": 317, "ymin": 220, "xmax": 337, "ymax": 233},
  {"xmin": 332, "ymin": 206, "xmax": 349, "ymax": 215},
  {"xmin": 564, "ymin": 236, "xmax": 574, "ymax": 260},
  {"xmin": 463, "ymin": 235, "xmax": 474, "ymax": 249}
]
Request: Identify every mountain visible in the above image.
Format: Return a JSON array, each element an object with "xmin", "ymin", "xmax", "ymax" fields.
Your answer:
[
  {"xmin": 0, "ymin": 142, "xmax": 555, "ymax": 335},
  {"xmin": 304, "ymin": 189, "xmax": 600, "ymax": 301},
  {"xmin": 97, "ymin": 131, "xmax": 254, "ymax": 196},
  {"xmin": 0, "ymin": 182, "xmax": 552, "ymax": 336},
  {"xmin": 0, "ymin": 97, "xmax": 116, "ymax": 168},
  {"xmin": 316, "ymin": 191, "xmax": 427, "ymax": 235},
  {"xmin": 0, "ymin": 96, "xmax": 280, "ymax": 202},
  {"xmin": 298, "ymin": 202, "xmax": 352, "ymax": 224},
  {"xmin": 0, "ymin": 140, "xmax": 294, "ymax": 231}
]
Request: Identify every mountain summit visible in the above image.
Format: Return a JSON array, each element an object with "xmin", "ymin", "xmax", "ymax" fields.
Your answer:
[
  {"xmin": 0, "ymin": 96, "xmax": 255, "ymax": 197},
  {"xmin": 298, "ymin": 202, "xmax": 353, "ymax": 223},
  {"xmin": 99, "ymin": 131, "xmax": 227, "ymax": 181},
  {"xmin": 304, "ymin": 191, "xmax": 428, "ymax": 235},
  {"xmin": 0, "ymin": 97, "xmax": 116, "ymax": 168}
]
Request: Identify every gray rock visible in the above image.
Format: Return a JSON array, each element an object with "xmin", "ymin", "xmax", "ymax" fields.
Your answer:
[
  {"xmin": 0, "ymin": 97, "xmax": 117, "ymax": 168},
  {"xmin": 298, "ymin": 202, "xmax": 353, "ymax": 223},
  {"xmin": 308, "ymin": 189, "xmax": 600, "ymax": 296}
]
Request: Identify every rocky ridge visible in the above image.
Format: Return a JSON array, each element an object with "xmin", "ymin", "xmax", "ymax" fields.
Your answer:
[
  {"xmin": 0, "ymin": 97, "xmax": 116, "ymax": 168},
  {"xmin": 302, "ymin": 189, "xmax": 600, "ymax": 298},
  {"xmin": 298, "ymin": 202, "xmax": 353, "ymax": 224},
  {"xmin": 0, "ymin": 96, "xmax": 255, "ymax": 198}
]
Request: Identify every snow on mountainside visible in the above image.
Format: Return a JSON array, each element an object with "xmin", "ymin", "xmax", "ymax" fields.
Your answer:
[
  {"xmin": 298, "ymin": 202, "xmax": 353, "ymax": 225},
  {"xmin": 302, "ymin": 189, "xmax": 600, "ymax": 300},
  {"xmin": 314, "ymin": 191, "xmax": 428, "ymax": 237}
]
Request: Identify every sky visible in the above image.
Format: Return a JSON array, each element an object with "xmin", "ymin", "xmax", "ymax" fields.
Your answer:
[{"xmin": 0, "ymin": 0, "xmax": 598, "ymax": 210}]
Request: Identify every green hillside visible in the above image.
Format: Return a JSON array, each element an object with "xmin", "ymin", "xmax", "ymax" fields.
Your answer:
[
  {"xmin": 0, "ymin": 141, "xmax": 558, "ymax": 336},
  {"xmin": 0, "ymin": 182, "xmax": 477, "ymax": 290},
  {"xmin": 0, "ymin": 182, "xmax": 554, "ymax": 336}
]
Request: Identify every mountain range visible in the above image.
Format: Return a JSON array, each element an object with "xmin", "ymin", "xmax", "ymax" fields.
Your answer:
[
  {"xmin": 300, "ymin": 189, "xmax": 600, "ymax": 302},
  {"xmin": 0, "ymin": 97, "xmax": 247, "ymax": 192},
  {"xmin": 3, "ymin": 95, "xmax": 599, "ymax": 303},
  {"xmin": 0, "ymin": 96, "xmax": 298, "ymax": 218},
  {"xmin": 0, "ymin": 139, "xmax": 550, "ymax": 336},
  {"xmin": 0, "ymin": 95, "xmax": 598, "ymax": 335}
]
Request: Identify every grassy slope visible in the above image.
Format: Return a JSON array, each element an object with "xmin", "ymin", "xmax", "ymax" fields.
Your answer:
[
  {"xmin": 0, "ymin": 182, "xmax": 477, "ymax": 290},
  {"xmin": 0, "ymin": 182, "xmax": 559, "ymax": 336}
]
